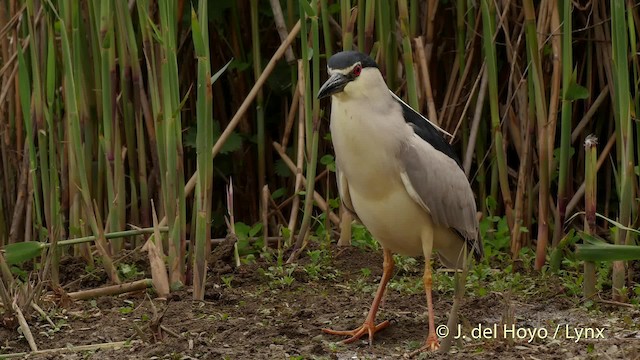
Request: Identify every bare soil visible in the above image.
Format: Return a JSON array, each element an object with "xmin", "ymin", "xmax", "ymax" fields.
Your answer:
[{"xmin": 1, "ymin": 247, "xmax": 639, "ymax": 359}]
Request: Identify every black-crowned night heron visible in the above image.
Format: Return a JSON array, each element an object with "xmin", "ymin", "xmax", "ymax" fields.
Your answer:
[{"xmin": 317, "ymin": 51, "xmax": 483, "ymax": 351}]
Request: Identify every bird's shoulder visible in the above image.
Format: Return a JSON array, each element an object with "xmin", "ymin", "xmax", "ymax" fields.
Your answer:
[{"xmin": 396, "ymin": 99, "xmax": 462, "ymax": 168}]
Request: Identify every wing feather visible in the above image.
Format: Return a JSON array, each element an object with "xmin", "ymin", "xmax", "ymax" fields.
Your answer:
[
  {"xmin": 399, "ymin": 134, "xmax": 483, "ymax": 260},
  {"xmin": 336, "ymin": 162, "xmax": 360, "ymax": 222}
]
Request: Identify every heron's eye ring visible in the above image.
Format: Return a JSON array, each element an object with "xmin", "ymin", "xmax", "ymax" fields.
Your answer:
[{"xmin": 353, "ymin": 64, "xmax": 362, "ymax": 77}]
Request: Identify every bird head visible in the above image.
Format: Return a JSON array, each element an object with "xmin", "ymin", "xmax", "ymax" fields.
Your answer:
[{"xmin": 317, "ymin": 51, "xmax": 380, "ymax": 100}]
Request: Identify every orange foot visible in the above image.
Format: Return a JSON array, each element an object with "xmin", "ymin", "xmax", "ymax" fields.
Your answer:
[
  {"xmin": 424, "ymin": 333, "xmax": 440, "ymax": 351},
  {"xmin": 322, "ymin": 320, "xmax": 391, "ymax": 345},
  {"xmin": 407, "ymin": 334, "xmax": 440, "ymax": 358}
]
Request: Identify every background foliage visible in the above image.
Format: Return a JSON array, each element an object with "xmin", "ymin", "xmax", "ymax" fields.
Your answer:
[{"xmin": 0, "ymin": 0, "xmax": 639, "ymax": 304}]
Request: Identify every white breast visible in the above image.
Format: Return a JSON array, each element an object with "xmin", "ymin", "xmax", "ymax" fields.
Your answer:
[{"xmin": 329, "ymin": 97, "xmax": 427, "ymax": 256}]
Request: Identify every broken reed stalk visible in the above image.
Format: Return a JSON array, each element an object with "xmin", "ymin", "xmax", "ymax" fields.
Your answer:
[
  {"xmin": 68, "ymin": 278, "xmax": 153, "ymax": 300},
  {"xmin": 583, "ymin": 135, "xmax": 597, "ymax": 298},
  {"xmin": 287, "ymin": 61, "xmax": 306, "ymax": 244},
  {"xmin": 0, "ymin": 263, "xmax": 11, "ymax": 307},
  {"xmin": 226, "ymin": 180, "xmax": 241, "ymax": 267},
  {"xmin": 0, "ymin": 341, "xmax": 136, "ymax": 359},
  {"xmin": 262, "ymin": 185, "xmax": 270, "ymax": 253},
  {"xmin": 148, "ymin": 199, "xmax": 170, "ymax": 299},
  {"xmin": 566, "ymin": 133, "xmax": 616, "ymax": 214},
  {"xmin": 12, "ymin": 298, "xmax": 37, "ymax": 351}
]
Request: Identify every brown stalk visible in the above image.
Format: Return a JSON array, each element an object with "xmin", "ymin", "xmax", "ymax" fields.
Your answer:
[
  {"xmin": 414, "ymin": 37, "xmax": 438, "ymax": 125},
  {"xmin": 548, "ymin": 5, "xmax": 563, "ymax": 248},
  {"xmin": 0, "ymin": 341, "xmax": 136, "ymax": 358},
  {"xmin": 8, "ymin": 143, "xmax": 28, "ymax": 244},
  {"xmin": 0, "ymin": 268, "xmax": 12, "ymax": 311},
  {"xmin": 583, "ymin": 135, "xmax": 597, "ymax": 298},
  {"xmin": 13, "ymin": 298, "xmax": 37, "ymax": 351},
  {"xmin": 273, "ymin": 142, "xmax": 340, "ymax": 225},
  {"xmin": 268, "ymin": 0, "xmax": 296, "ymax": 63},
  {"xmin": 451, "ymin": 63, "xmax": 485, "ymax": 146},
  {"xmin": 280, "ymin": 84, "xmax": 301, "ymax": 149},
  {"xmin": 288, "ymin": 62, "xmax": 306, "ymax": 239},
  {"xmin": 266, "ymin": 190, "xmax": 289, "ymax": 225},
  {"xmin": 423, "ymin": 0, "xmax": 438, "ymax": 61},
  {"xmin": 463, "ymin": 68, "xmax": 488, "ymax": 176},
  {"xmin": 571, "ymin": 86, "xmax": 609, "ymax": 143},
  {"xmin": 142, "ymin": 200, "xmax": 169, "ymax": 299},
  {"xmin": 546, "ymin": 4, "xmax": 562, "ymax": 166},
  {"xmin": 440, "ymin": 10, "xmax": 481, "ymax": 129},
  {"xmin": 566, "ymin": 133, "xmax": 616, "ymax": 215},
  {"xmin": 510, "ymin": 111, "xmax": 533, "ymax": 256},
  {"xmin": 262, "ymin": 185, "xmax": 269, "ymax": 252},
  {"xmin": 68, "ymin": 279, "xmax": 153, "ymax": 300}
]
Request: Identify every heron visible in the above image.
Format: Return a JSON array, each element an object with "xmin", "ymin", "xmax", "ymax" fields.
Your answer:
[{"xmin": 317, "ymin": 51, "xmax": 483, "ymax": 351}]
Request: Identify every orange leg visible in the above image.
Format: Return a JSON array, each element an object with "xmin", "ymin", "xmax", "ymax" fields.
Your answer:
[
  {"xmin": 323, "ymin": 249, "xmax": 394, "ymax": 345},
  {"xmin": 423, "ymin": 260, "xmax": 440, "ymax": 350}
]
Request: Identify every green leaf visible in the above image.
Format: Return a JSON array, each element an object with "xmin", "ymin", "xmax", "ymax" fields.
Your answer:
[
  {"xmin": 274, "ymin": 159, "xmax": 292, "ymax": 177},
  {"xmin": 211, "ymin": 58, "xmax": 233, "ymax": 84},
  {"xmin": 210, "ymin": 122, "xmax": 243, "ymax": 154},
  {"xmin": 234, "ymin": 222, "xmax": 251, "ymax": 238},
  {"xmin": 3, "ymin": 242, "xmax": 46, "ymax": 265},
  {"xmin": 271, "ymin": 187, "xmax": 286, "ymax": 200},
  {"xmin": 576, "ymin": 243, "xmax": 640, "ymax": 262},
  {"xmin": 485, "ymin": 196, "xmax": 497, "ymax": 214},
  {"xmin": 575, "ymin": 231, "xmax": 607, "ymax": 245},
  {"xmin": 320, "ymin": 154, "xmax": 336, "ymax": 172},
  {"xmin": 249, "ymin": 223, "xmax": 263, "ymax": 237},
  {"xmin": 217, "ymin": 131, "xmax": 243, "ymax": 154},
  {"xmin": 564, "ymin": 81, "xmax": 589, "ymax": 100},
  {"xmin": 567, "ymin": 212, "xmax": 640, "ymax": 236},
  {"xmin": 564, "ymin": 67, "xmax": 589, "ymax": 100},
  {"xmin": 299, "ymin": 0, "xmax": 316, "ymax": 16}
]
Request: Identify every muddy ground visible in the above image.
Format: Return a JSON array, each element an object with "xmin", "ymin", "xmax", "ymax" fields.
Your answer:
[{"xmin": 1, "ymin": 246, "xmax": 639, "ymax": 359}]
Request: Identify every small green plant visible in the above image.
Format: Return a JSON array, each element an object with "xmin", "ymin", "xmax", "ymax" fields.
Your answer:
[
  {"xmin": 260, "ymin": 264, "xmax": 297, "ymax": 288},
  {"xmin": 351, "ymin": 224, "xmax": 378, "ymax": 250},
  {"xmin": 302, "ymin": 249, "xmax": 339, "ymax": 281},
  {"xmin": 360, "ymin": 267, "xmax": 371, "ymax": 277},
  {"xmin": 393, "ymin": 255, "xmax": 420, "ymax": 274},
  {"xmin": 389, "ymin": 276, "xmax": 423, "ymax": 295},
  {"xmin": 40, "ymin": 318, "xmax": 70, "ymax": 338},
  {"xmin": 119, "ymin": 300, "xmax": 135, "ymax": 314},
  {"xmin": 234, "ymin": 221, "xmax": 264, "ymax": 256},
  {"xmin": 221, "ymin": 275, "xmax": 234, "ymax": 288},
  {"xmin": 118, "ymin": 263, "xmax": 143, "ymax": 281}
]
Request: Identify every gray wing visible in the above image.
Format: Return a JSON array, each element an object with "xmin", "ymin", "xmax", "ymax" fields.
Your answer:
[
  {"xmin": 398, "ymin": 135, "xmax": 483, "ymax": 259},
  {"xmin": 336, "ymin": 161, "xmax": 360, "ymax": 222}
]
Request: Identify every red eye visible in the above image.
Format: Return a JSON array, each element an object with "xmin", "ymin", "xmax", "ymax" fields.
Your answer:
[{"xmin": 353, "ymin": 65, "xmax": 362, "ymax": 76}]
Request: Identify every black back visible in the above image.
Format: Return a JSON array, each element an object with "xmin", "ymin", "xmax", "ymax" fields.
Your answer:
[
  {"xmin": 328, "ymin": 51, "xmax": 378, "ymax": 70},
  {"xmin": 398, "ymin": 100, "xmax": 462, "ymax": 168}
]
